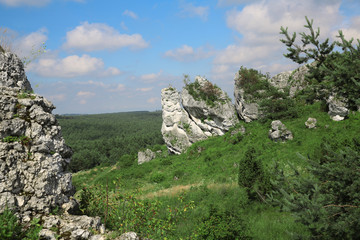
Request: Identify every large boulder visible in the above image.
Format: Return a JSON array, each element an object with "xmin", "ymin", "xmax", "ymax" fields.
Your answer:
[
  {"xmin": 327, "ymin": 95, "xmax": 349, "ymax": 121},
  {"xmin": 268, "ymin": 120, "xmax": 293, "ymax": 142}
]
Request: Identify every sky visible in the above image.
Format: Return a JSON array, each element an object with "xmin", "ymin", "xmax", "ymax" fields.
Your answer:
[{"xmin": 1, "ymin": 0, "xmax": 360, "ymax": 114}]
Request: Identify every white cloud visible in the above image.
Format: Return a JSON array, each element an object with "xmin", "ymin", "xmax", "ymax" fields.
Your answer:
[
  {"xmin": 0, "ymin": 0, "xmax": 50, "ymax": 7},
  {"xmin": 136, "ymin": 87, "xmax": 153, "ymax": 92},
  {"xmin": 213, "ymin": 0, "xmax": 344, "ymax": 78},
  {"xmin": 13, "ymin": 28, "xmax": 47, "ymax": 59},
  {"xmin": 29, "ymin": 54, "xmax": 120, "ymax": 78},
  {"xmin": 336, "ymin": 16, "xmax": 360, "ymax": 41},
  {"xmin": 47, "ymin": 94, "xmax": 66, "ymax": 102},
  {"xmin": 147, "ymin": 97, "xmax": 158, "ymax": 104},
  {"xmin": 179, "ymin": 1, "xmax": 209, "ymax": 21},
  {"xmin": 123, "ymin": 10, "xmax": 138, "ymax": 19},
  {"xmin": 140, "ymin": 70, "xmax": 163, "ymax": 83},
  {"xmin": 164, "ymin": 44, "xmax": 213, "ymax": 62},
  {"xmin": 63, "ymin": 22, "xmax": 149, "ymax": 51},
  {"xmin": 108, "ymin": 84, "xmax": 125, "ymax": 92},
  {"xmin": 77, "ymin": 91, "xmax": 95, "ymax": 97}
]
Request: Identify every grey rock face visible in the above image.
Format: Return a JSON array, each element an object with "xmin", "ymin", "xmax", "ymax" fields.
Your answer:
[
  {"xmin": 0, "ymin": 51, "xmax": 105, "ymax": 239},
  {"xmin": 305, "ymin": 117, "xmax": 317, "ymax": 129},
  {"xmin": 161, "ymin": 77, "xmax": 239, "ymax": 154},
  {"xmin": 182, "ymin": 76, "xmax": 239, "ymax": 135},
  {"xmin": 269, "ymin": 120, "xmax": 293, "ymax": 142},
  {"xmin": 269, "ymin": 64, "xmax": 310, "ymax": 97},
  {"xmin": 327, "ymin": 95, "xmax": 349, "ymax": 121},
  {"xmin": 138, "ymin": 149, "xmax": 156, "ymax": 165},
  {"xmin": 161, "ymin": 87, "xmax": 207, "ymax": 154},
  {"xmin": 0, "ymin": 52, "xmax": 32, "ymax": 91}
]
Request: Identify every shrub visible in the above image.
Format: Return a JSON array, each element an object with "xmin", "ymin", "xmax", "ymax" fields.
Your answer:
[
  {"xmin": 150, "ymin": 172, "xmax": 166, "ymax": 183},
  {"xmin": 238, "ymin": 147, "xmax": 271, "ymax": 200},
  {"xmin": 193, "ymin": 206, "xmax": 251, "ymax": 240},
  {"xmin": 0, "ymin": 208, "xmax": 42, "ymax": 240},
  {"xmin": 184, "ymin": 78, "xmax": 224, "ymax": 107},
  {"xmin": 270, "ymin": 136, "xmax": 360, "ymax": 239},
  {"xmin": 280, "ymin": 16, "xmax": 360, "ymax": 110}
]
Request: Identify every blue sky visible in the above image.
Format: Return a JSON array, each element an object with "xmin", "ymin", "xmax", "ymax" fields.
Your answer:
[{"xmin": 1, "ymin": 0, "xmax": 359, "ymax": 114}]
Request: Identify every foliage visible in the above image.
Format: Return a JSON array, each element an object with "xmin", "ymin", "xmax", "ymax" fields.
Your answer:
[
  {"xmin": 184, "ymin": 77, "xmax": 224, "ymax": 107},
  {"xmin": 238, "ymin": 147, "xmax": 271, "ymax": 200},
  {"xmin": 79, "ymin": 184, "xmax": 195, "ymax": 239},
  {"xmin": 280, "ymin": 16, "xmax": 360, "ymax": 110},
  {"xmin": 236, "ymin": 66, "xmax": 299, "ymax": 121},
  {"xmin": 270, "ymin": 136, "xmax": 360, "ymax": 239},
  {"xmin": 17, "ymin": 91, "xmax": 36, "ymax": 100},
  {"xmin": 0, "ymin": 208, "xmax": 42, "ymax": 240},
  {"xmin": 193, "ymin": 205, "xmax": 251, "ymax": 240},
  {"xmin": 57, "ymin": 111, "xmax": 164, "ymax": 172}
]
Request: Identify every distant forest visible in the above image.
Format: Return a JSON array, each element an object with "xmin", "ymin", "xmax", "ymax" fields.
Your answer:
[{"xmin": 57, "ymin": 111, "xmax": 164, "ymax": 172}]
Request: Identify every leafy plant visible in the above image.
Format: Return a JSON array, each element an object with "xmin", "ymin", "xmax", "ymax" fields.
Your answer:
[
  {"xmin": 280, "ymin": 16, "xmax": 360, "ymax": 110},
  {"xmin": 238, "ymin": 147, "xmax": 271, "ymax": 200},
  {"xmin": 270, "ymin": 136, "xmax": 360, "ymax": 239},
  {"xmin": 0, "ymin": 208, "xmax": 42, "ymax": 240},
  {"xmin": 184, "ymin": 78, "xmax": 224, "ymax": 107}
]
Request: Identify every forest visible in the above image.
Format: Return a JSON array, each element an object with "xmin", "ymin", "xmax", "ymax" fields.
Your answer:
[{"xmin": 56, "ymin": 111, "xmax": 164, "ymax": 172}]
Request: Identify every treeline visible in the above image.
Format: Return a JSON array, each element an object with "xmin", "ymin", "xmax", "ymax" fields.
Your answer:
[{"xmin": 57, "ymin": 111, "xmax": 164, "ymax": 172}]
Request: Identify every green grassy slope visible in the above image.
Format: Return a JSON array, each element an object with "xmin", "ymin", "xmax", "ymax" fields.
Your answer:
[{"xmin": 70, "ymin": 103, "xmax": 360, "ymax": 239}]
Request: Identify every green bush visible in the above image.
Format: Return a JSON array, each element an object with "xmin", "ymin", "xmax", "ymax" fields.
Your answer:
[
  {"xmin": 0, "ymin": 208, "xmax": 42, "ymax": 240},
  {"xmin": 193, "ymin": 205, "xmax": 251, "ymax": 240},
  {"xmin": 270, "ymin": 136, "xmax": 360, "ymax": 239},
  {"xmin": 150, "ymin": 172, "xmax": 166, "ymax": 183},
  {"xmin": 184, "ymin": 78, "xmax": 224, "ymax": 107},
  {"xmin": 280, "ymin": 16, "xmax": 360, "ymax": 110},
  {"xmin": 238, "ymin": 147, "xmax": 271, "ymax": 200}
]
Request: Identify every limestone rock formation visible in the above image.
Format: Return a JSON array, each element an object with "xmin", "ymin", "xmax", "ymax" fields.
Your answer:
[
  {"xmin": 0, "ymin": 51, "xmax": 105, "ymax": 239},
  {"xmin": 305, "ymin": 117, "xmax": 317, "ymax": 129},
  {"xmin": 182, "ymin": 76, "xmax": 239, "ymax": 135},
  {"xmin": 161, "ymin": 87, "xmax": 207, "ymax": 154},
  {"xmin": 138, "ymin": 149, "xmax": 156, "ymax": 165},
  {"xmin": 269, "ymin": 64, "xmax": 310, "ymax": 97},
  {"xmin": 268, "ymin": 120, "xmax": 293, "ymax": 142},
  {"xmin": 327, "ymin": 95, "xmax": 349, "ymax": 121},
  {"xmin": 161, "ymin": 77, "xmax": 238, "ymax": 154}
]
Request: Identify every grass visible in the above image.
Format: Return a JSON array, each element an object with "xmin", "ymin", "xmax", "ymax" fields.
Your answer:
[{"xmin": 71, "ymin": 102, "xmax": 360, "ymax": 239}]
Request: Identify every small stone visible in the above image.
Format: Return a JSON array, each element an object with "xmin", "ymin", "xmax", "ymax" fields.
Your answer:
[{"xmin": 305, "ymin": 117, "xmax": 317, "ymax": 129}]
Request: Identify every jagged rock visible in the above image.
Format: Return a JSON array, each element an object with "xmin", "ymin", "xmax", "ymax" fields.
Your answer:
[
  {"xmin": 327, "ymin": 95, "xmax": 349, "ymax": 121},
  {"xmin": 305, "ymin": 117, "xmax": 317, "ymax": 129},
  {"xmin": 181, "ymin": 76, "xmax": 239, "ymax": 135},
  {"xmin": 269, "ymin": 64, "xmax": 311, "ymax": 97},
  {"xmin": 0, "ymin": 51, "xmax": 106, "ymax": 239},
  {"xmin": 119, "ymin": 232, "xmax": 139, "ymax": 240},
  {"xmin": 161, "ymin": 77, "xmax": 239, "ymax": 154},
  {"xmin": 138, "ymin": 149, "xmax": 156, "ymax": 165},
  {"xmin": 0, "ymin": 52, "xmax": 32, "ymax": 91},
  {"xmin": 268, "ymin": 120, "xmax": 293, "ymax": 142},
  {"xmin": 161, "ymin": 87, "xmax": 207, "ymax": 154}
]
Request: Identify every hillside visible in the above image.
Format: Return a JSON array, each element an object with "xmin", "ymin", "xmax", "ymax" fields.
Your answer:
[
  {"xmin": 70, "ymin": 102, "xmax": 360, "ymax": 239},
  {"xmin": 57, "ymin": 111, "xmax": 164, "ymax": 172}
]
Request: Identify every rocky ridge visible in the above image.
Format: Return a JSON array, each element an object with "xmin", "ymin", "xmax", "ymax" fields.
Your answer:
[{"xmin": 0, "ymin": 51, "xmax": 106, "ymax": 239}]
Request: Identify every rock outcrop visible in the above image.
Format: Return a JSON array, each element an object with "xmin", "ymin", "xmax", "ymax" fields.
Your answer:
[
  {"xmin": 161, "ymin": 77, "xmax": 238, "ymax": 154},
  {"xmin": 327, "ymin": 95, "xmax": 349, "ymax": 121},
  {"xmin": 305, "ymin": 117, "xmax": 317, "ymax": 129},
  {"xmin": 138, "ymin": 149, "xmax": 156, "ymax": 165},
  {"xmin": 0, "ymin": 51, "xmax": 105, "ymax": 239},
  {"xmin": 268, "ymin": 120, "xmax": 293, "ymax": 142}
]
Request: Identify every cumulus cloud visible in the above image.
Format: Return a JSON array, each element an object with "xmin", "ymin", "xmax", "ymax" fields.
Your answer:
[
  {"xmin": 140, "ymin": 70, "xmax": 163, "ymax": 83},
  {"xmin": 0, "ymin": 0, "xmax": 50, "ymax": 7},
  {"xmin": 164, "ymin": 44, "xmax": 213, "ymax": 62},
  {"xmin": 179, "ymin": 1, "xmax": 209, "ymax": 21},
  {"xmin": 136, "ymin": 87, "xmax": 153, "ymax": 92},
  {"xmin": 77, "ymin": 91, "xmax": 95, "ymax": 97},
  {"xmin": 28, "ymin": 53, "xmax": 121, "ymax": 78},
  {"xmin": 213, "ymin": 0, "xmax": 344, "ymax": 78},
  {"xmin": 336, "ymin": 16, "xmax": 360, "ymax": 41},
  {"xmin": 123, "ymin": 10, "xmax": 138, "ymax": 19},
  {"xmin": 13, "ymin": 28, "xmax": 47, "ymax": 59},
  {"xmin": 147, "ymin": 97, "xmax": 158, "ymax": 104},
  {"xmin": 63, "ymin": 22, "xmax": 149, "ymax": 51}
]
